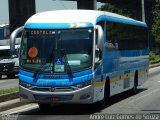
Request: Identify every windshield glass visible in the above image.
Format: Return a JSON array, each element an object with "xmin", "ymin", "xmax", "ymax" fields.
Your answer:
[
  {"xmin": 0, "ymin": 49, "xmax": 11, "ymax": 59},
  {"xmin": 20, "ymin": 28, "xmax": 93, "ymax": 73}
]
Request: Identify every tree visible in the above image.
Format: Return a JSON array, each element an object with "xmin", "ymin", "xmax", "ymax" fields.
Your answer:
[
  {"xmin": 98, "ymin": 3, "xmax": 133, "ymax": 18},
  {"xmin": 152, "ymin": 0, "xmax": 160, "ymax": 44}
]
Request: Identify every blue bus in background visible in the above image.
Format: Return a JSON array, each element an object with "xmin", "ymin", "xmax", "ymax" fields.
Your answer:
[
  {"xmin": 10, "ymin": 10, "xmax": 149, "ymax": 109},
  {"xmin": 0, "ymin": 24, "xmax": 10, "ymax": 40}
]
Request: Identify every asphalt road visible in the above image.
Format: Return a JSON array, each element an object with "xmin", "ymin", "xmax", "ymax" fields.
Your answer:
[
  {"xmin": 1, "ymin": 66, "xmax": 160, "ymax": 120},
  {"xmin": 0, "ymin": 75, "xmax": 18, "ymax": 90}
]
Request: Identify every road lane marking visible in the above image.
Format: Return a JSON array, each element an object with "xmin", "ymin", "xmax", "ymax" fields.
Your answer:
[{"xmin": 10, "ymin": 104, "xmax": 38, "ymax": 115}]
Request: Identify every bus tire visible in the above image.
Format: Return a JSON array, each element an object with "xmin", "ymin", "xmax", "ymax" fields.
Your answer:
[
  {"xmin": 38, "ymin": 103, "xmax": 52, "ymax": 111},
  {"xmin": 98, "ymin": 78, "xmax": 110, "ymax": 108},
  {"xmin": 131, "ymin": 71, "xmax": 138, "ymax": 95}
]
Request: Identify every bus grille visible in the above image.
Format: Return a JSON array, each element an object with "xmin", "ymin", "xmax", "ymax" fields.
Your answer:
[
  {"xmin": 34, "ymin": 94, "xmax": 74, "ymax": 101},
  {"xmin": 31, "ymin": 86, "xmax": 78, "ymax": 92}
]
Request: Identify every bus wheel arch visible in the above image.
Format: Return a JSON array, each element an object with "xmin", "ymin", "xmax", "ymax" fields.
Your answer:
[{"xmin": 98, "ymin": 76, "xmax": 110, "ymax": 108}]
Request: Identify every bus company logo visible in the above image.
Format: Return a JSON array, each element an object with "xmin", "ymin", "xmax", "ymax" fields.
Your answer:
[{"xmin": 50, "ymin": 87, "xmax": 55, "ymax": 92}]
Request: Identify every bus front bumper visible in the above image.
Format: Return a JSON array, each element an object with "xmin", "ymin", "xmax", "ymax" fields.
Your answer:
[{"xmin": 19, "ymin": 85, "xmax": 94, "ymax": 104}]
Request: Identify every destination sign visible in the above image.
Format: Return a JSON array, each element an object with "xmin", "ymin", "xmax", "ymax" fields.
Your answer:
[{"xmin": 30, "ymin": 30, "xmax": 55, "ymax": 35}]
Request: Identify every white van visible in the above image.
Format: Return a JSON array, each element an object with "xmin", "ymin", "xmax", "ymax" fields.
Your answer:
[{"xmin": 0, "ymin": 44, "xmax": 19, "ymax": 79}]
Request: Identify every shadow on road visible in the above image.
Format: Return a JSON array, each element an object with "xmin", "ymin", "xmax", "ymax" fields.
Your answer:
[{"xmin": 108, "ymin": 88, "xmax": 147, "ymax": 107}]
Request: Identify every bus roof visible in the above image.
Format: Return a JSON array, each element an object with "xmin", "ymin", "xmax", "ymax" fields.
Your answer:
[{"xmin": 24, "ymin": 10, "xmax": 147, "ymax": 29}]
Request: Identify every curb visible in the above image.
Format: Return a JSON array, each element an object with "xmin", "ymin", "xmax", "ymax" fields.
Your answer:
[
  {"xmin": 149, "ymin": 63, "xmax": 160, "ymax": 68},
  {"xmin": 0, "ymin": 99, "xmax": 28, "ymax": 112},
  {"xmin": 0, "ymin": 92, "xmax": 29, "ymax": 112},
  {"xmin": 0, "ymin": 92, "xmax": 19, "ymax": 103}
]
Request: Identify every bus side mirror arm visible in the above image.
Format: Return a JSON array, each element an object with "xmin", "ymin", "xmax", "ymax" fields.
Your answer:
[
  {"xmin": 96, "ymin": 25, "xmax": 104, "ymax": 50},
  {"xmin": 10, "ymin": 26, "xmax": 24, "ymax": 52}
]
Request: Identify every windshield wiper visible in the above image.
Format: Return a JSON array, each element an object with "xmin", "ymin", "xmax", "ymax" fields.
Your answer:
[
  {"xmin": 60, "ymin": 49, "xmax": 73, "ymax": 77},
  {"xmin": 33, "ymin": 63, "xmax": 46, "ymax": 78},
  {"xmin": 33, "ymin": 45, "xmax": 55, "ymax": 79},
  {"xmin": 33, "ymin": 49, "xmax": 73, "ymax": 78}
]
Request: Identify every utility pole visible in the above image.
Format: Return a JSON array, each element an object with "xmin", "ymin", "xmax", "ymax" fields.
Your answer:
[
  {"xmin": 77, "ymin": 0, "xmax": 97, "ymax": 10},
  {"xmin": 141, "ymin": 0, "xmax": 145, "ymax": 22},
  {"xmin": 93, "ymin": 0, "xmax": 97, "ymax": 10},
  {"xmin": 8, "ymin": 0, "xmax": 35, "ymax": 33}
]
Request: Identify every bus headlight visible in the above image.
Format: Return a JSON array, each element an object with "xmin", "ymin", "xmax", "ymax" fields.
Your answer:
[
  {"xmin": 19, "ymin": 81, "xmax": 32, "ymax": 89},
  {"xmin": 75, "ymin": 80, "xmax": 92, "ymax": 89}
]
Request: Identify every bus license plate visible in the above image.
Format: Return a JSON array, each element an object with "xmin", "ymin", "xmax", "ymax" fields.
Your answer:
[
  {"xmin": 3, "ymin": 69, "xmax": 8, "ymax": 71},
  {"xmin": 48, "ymin": 97, "xmax": 59, "ymax": 101}
]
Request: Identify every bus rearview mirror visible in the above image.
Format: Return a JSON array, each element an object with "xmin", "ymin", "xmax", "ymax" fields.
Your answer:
[
  {"xmin": 10, "ymin": 26, "xmax": 24, "ymax": 52},
  {"xmin": 96, "ymin": 25, "xmax": 104, "ymax": 50}
]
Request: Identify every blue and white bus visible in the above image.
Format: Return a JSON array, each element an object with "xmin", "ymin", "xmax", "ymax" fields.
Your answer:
[{"xmin": 10, "ymin": 10, "xmax": 149, "ymax": 109}]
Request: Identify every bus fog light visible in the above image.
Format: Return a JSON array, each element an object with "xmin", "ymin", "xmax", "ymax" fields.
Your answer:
[
  {"xmin": 80, "ymin": 93, "xmax": 91, "ymax": 100},
  {"xmin": 20, "ymin": 94, "xmax": 28, "ymax": 99},
  {"xmin": 19, "ymin": 81, "xmax": 32, "ymax": 89}
]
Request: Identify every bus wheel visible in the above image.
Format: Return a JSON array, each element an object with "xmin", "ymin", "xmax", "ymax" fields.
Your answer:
[
  {"xmin": 98, "ymin": 79, "xmax": 110, "ymax": 108},
  {"xmin": 38, "ymin": 103, "xmax": 52, "ymax": 111},
  {"xmin": 0, "ymin": 74, "xmax": 2, "ymax": 79},
  {"xmin": 131, "ymin": 72, "xmax": 138, "ymax": 95}
]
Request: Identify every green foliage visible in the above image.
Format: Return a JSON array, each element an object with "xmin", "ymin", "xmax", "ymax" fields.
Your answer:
[
  {"xmin": 149, "ymin": 51, "xmax": 156, "ymax": 60},
  {"xmin": 0, "ymin": 87, "xmax": 19, "ymax": 95},
  {"xmin": 149, "ymin": 51, "xmax": 160, "ymax": 64},
  {"xmin": 98, "ymin": 3, "xmax": 132, "ymax": 18},
  {"xmin": 152, "ymin": 0, "xmax": 160, "ymax": 43}
]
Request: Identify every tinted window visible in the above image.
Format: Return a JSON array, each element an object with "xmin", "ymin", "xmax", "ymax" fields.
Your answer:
[{"xmin": 106, "ymin": 22, "xmax": 148, "ymax": 50}]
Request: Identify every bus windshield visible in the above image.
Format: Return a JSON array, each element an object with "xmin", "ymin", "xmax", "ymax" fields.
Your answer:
[{"xmin": 20, "ymin": 28, "xmax": 93, "ymax": 73}]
